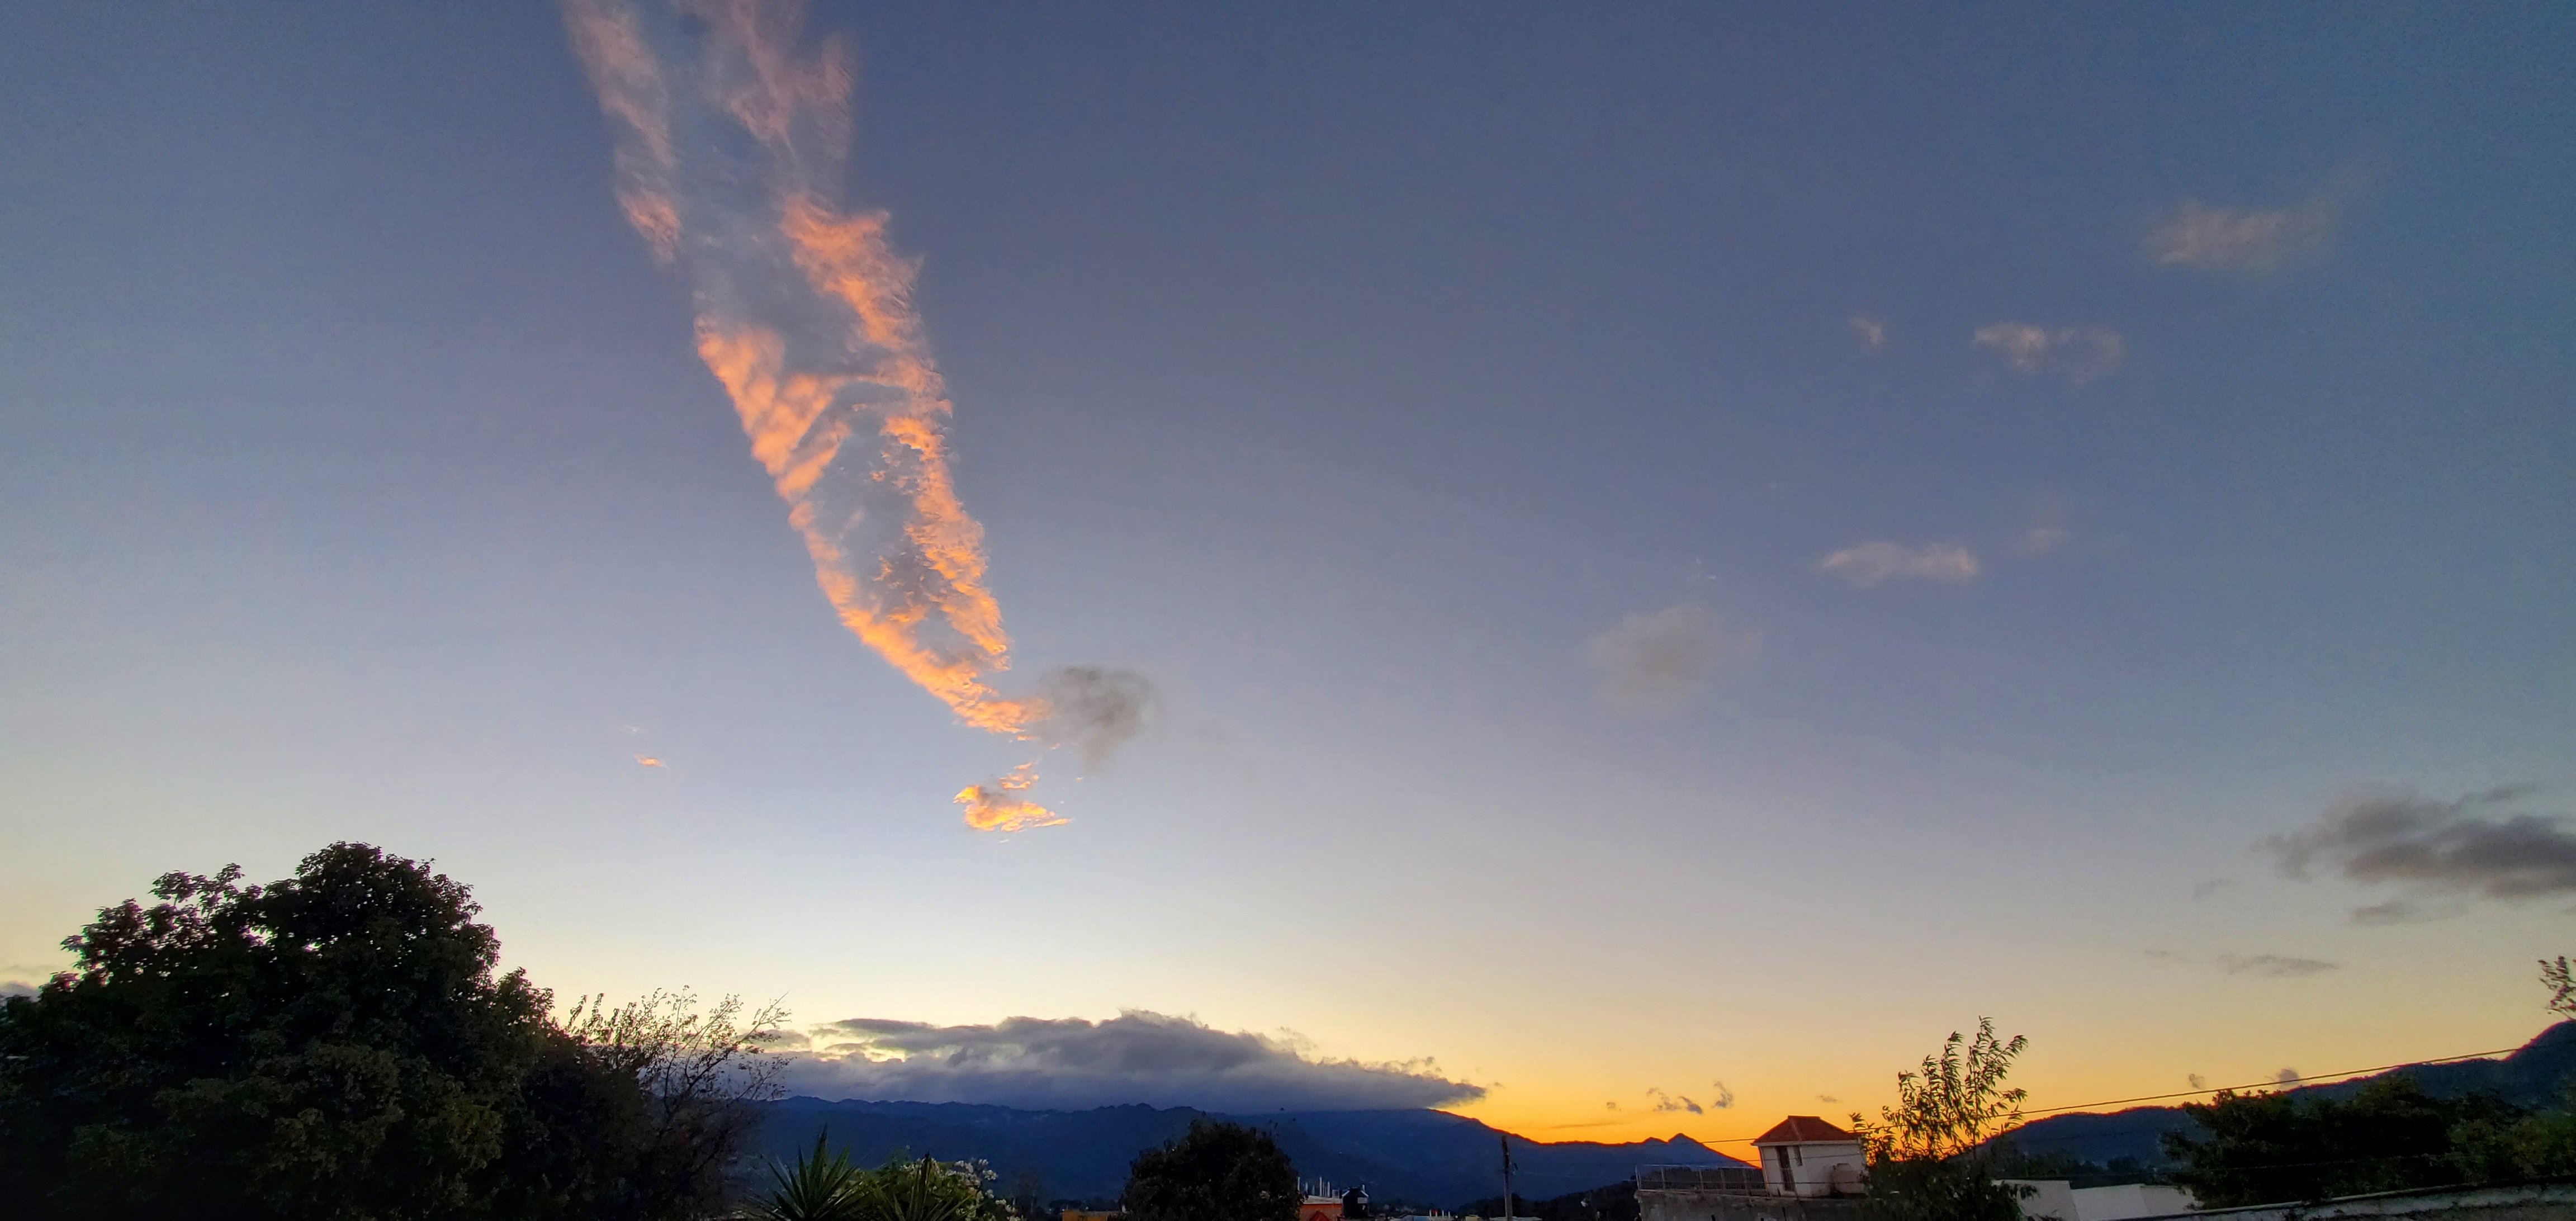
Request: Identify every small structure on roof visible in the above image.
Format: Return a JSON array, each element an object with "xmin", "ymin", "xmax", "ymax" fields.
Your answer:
[{"xmin": 1751, "ymin": 1116, "xmax": 1865, "ymax": 1199}]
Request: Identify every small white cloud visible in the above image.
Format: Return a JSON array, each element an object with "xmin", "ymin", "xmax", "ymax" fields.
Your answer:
[
  {"xmin": 2147, "ymin": 196, "xmax": 2336, "ymax": 274},
  {"xmin": 1974, "ymin": 323, "xmax": 2125, "ymax": 383},
  {"xmin": 1819, "ymin": 542, "xmax": 1980, "ymax": 586},
  {"xmin": 1584, "ymin": 605, "xmax": 1759, "ymax": 717},
  {"xmin": 1850, "ymin": 314, "xmax": 1887, "ymax": 348}
]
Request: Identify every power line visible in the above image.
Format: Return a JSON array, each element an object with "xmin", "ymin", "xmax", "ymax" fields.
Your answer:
[{"xmin": 1684, "ymin": 1043, "xmax": 2527, "ymax": 1146}]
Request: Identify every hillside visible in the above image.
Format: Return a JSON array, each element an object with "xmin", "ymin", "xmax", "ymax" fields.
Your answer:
[
  {"xmin": 2000, "ymin": 1021, "xmax": 2576, "ymax": 1167},
  {"xmin": 756, "ymin": 1099, "xmax": 1742, "ymax": 1208}
]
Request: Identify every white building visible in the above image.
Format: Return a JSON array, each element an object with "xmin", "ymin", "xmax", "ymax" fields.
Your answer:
[
  {"xmin": 1751, "ymin": 1116, "xmax": 1867, "ymax": 1198},
  {"xmin": 2000, "ymin": 1180, "xmax": 2197, "ymax": 1221}
]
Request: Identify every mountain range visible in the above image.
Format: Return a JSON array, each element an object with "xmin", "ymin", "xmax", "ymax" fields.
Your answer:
[
  {"xmin": 755, "ymin": 1022, "xmax": 2575, "ymax": 1208},
  {"xmin": 1999, "ymin": 1020, "xmax": 2576, "ymax": 1167},
  {"xmin": 756, "ymin": 1099, "xmax": 1742, "ymax": 1209}
]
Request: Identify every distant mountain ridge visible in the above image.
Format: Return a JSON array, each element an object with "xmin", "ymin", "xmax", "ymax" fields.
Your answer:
[
  {"xmin": 2000, "ymin": 1021, "xmax": 2576, "ymax": 1167},
  {"xmin": 756, "ymin": 1099, "xmax": 1743, "ymax": 1208}
]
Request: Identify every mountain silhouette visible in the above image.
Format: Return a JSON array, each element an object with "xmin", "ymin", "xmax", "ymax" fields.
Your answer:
[{"xmin": 756, "ymin": 1100, "xmax": 1744, "ymax": 1208}]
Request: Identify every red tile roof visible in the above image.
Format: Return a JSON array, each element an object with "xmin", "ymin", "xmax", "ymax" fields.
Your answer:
[{"xmin": 1754, "ymin": 1116, "xmax": 1854, "ymax": 1144}]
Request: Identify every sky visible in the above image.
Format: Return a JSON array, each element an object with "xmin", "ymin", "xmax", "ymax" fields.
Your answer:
[{"xmin": 2, "ymin": 0, "xmax": 2572, "ymax": 1151}]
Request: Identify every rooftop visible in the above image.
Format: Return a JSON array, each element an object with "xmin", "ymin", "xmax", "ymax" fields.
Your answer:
[{"xmin": 1753, "ymin": 1116, "xmax": 1855, "ymax": 1145}]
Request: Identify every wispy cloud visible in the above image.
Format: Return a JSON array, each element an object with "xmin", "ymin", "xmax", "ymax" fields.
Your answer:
[
  {"xmin": 1710, "ymin": 1080, "xmax": 1736, "ymax": 1110},
  {"xmin": 2147, "ymin": 195, "xmax": 2338, "ymax": 274},
  {"xmin": 2274, "ymin": 1068, "xmax": 2302, "ymax": 1086},
  {"xmin": 781, "ymin": 1011, "xmax": 1481, "ymax": 1111},
  {"xmin": 1584, "ymin": 605, "xmax": 1759, "ymax": 717},
  {"xmin": 2191, "ymin": 878, "xmax": 2236, "ymax": 900},
  {"xmin": 1819, "ymin": 542, "xmax": 1980, "ymax": 586},
  {"xmin": 634, "ymin": 754, "xmax": 667, "ymax": 769},
  {"xmin": 1850, "ymin": 314, "xmax": 1887, "ymax": 348},
  {"xmin": 2187, "ymin": 1074, "xmax": 2208, "ymax": 1091},
  {"xmin": 2350, "ymin": 898, "xmax": 2462, "ymax": 926},
  {"xmin": 1974, "ymin": 324, "xmax": 2125, "ymax": 383},
  {"xmin": 2219, "ymin": 953, "xmax": 2340, "ymax": 978},
  {"xmin": 1646, "ymin": 1087, "xmax": 1704, "ymax": 1115},
  {"xmin": 2264, "ymin": 784, "xmax": 2576, "ymax": 901}
]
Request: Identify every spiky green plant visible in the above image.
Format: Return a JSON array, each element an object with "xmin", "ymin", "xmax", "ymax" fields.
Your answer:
[{"xmin": 750, "ymin": 1133, "xmax": 871, "ymax": 1221}]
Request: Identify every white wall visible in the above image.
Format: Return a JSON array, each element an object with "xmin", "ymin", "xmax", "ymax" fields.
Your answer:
[
  {"xmin": 1759, "ymin": 1142, "xmax": 1865, "ymax": 1198},
  {"xmin": 2069, "ymin": 1185, "xmax": 2196, "ymax": 1221}
]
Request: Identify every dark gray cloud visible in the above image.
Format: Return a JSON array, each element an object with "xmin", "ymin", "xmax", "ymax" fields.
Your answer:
[
  {"xmin": 778, "ymin": 1010, "xmax": 1480, "ymax": 1111},
  {"xmin": 1646, "ymin": 1088, "xmax": 1703, "ymax": 1115},
  {"xmin": 2264, "ymin": 784, "xmax": 2575, "ymax": 900},
  {"xmin": 1584, "ymin": 605, "xmax": 1758, "ymax": 717},
  {"xmin": 2219, "ymin": 954, "xmax": 2339, "ymax": 978},
  {"xmin": 1035, "ymin": 666, "xmax": 1157, "ymax": 770},
  {"xmin": 1710, "ymin": 1080, "xmax": 1736, "ymax": 1110},
  {"xmin": 0, "ymin": 964, "xmax": 58, "ymax": 1000}
]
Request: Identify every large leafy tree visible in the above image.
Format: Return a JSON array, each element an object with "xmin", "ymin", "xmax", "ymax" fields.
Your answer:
[
  {"xmin": 1122, "ymin": 1120, "xmax": 1299, "ymax": 1221},
  {"xmin": 1850, "ymin": 1018, "xmax": 2034, "ymax": 1221},
  {"xmin": 0, "ymin": 842, "xmax": 779, "ymax": 1219},
  {"xmin": 2162, "ymin": 1076, "xmax": 2523, "ymax": 1206}
]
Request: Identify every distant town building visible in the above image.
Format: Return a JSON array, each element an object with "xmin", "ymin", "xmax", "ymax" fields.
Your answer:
[
  {"xmin": 1302, "ymin": 1178, "xmax": 1347, "ymax": 1221},
  {"xmin": 1061, "ymin": 1209, "xmax": 1121, "ymax": 1221},
  {"xmin": 1751, "ymin": 1116, "xmax": 1865, "ymax": 1199}
]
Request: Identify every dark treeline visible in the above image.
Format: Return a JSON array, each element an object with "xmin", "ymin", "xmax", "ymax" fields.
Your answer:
[{"xmin": 0, "ymin": 844, "xmax": 783, "ymax": 1220}]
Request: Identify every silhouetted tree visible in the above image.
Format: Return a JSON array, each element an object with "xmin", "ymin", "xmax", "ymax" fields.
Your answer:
[
  {"xmin": 1850, "ymin": 1019, "xmax": 2034, "ymax": 1221},
  {"xmin": 1122, "ymin": 1120, "xmax": 1298, "ymax": 1221},
  {"xmin": 2164, "ymin": 1077, "xmax": 2525, "ymax": 1207},
  {"xmin": 0, "ymin": 842, "xmax": 781, "ymax": 1219}
]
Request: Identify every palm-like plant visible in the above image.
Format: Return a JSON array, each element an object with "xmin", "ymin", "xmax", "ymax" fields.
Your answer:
[{"xmin": 750, "ymin": 1134, "xmax": 872, "ymax": 1221}]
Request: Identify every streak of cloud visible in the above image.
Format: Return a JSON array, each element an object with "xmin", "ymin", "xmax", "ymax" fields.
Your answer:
[
  {"xmin": 2147, "ymin": 197, "xmax": 2336, "ymax": 273},
  {"xmin": 1646, "ymin": 1088, "xmax": 1703, "ymax": 1115},
  {"xmin": 2219, "ymin": 954, "xmax": 2340, "ymax": 978},
  {"xmin": 1974, "ymin": 323, "xmax": 2125, "ymax": 383},
  {"xmin": 635, "ymin": 755, "xmax": 667, "ymax": 769},
  {"xmin": 1819, "ymin": 542, "xmax": 1980, "ymax": 586},
  {"xmin": 955, "ymin": 764, "xmax": 1065, "ymax": 834},
  {"xmin": 2264, "ymin": 784, "xmax": 2575, "ymax": 901},
  {"xmin": 1710, "ymin": 1080, "xmax": 1736, "ymax": 1110},
  {"xmin": 2144, "ymin": 165, "xmax": 2373, "ymax": 275},
  {"xmin": 784, "ymin": 1011, "xmax": 1483, "ymax": 1111},
  {"xmin": 1850, "ymin": 314, "xmax": 1886, "ymax": 348},
  {"xmin": 560, "ymin": 0, "xmax": 1108, "ymax": 828},
  {"xmin": 1583, "ymin": 605, "xmax": 1758, "ymax": 717}
]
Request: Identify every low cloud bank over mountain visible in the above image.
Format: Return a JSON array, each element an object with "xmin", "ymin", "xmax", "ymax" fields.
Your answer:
[{"xmin": 773, "ymin": 1010, "xmax": 1483, "ymax": 1112}]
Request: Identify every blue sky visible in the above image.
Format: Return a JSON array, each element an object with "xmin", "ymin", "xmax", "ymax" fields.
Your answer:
[{"xmin": 2, "ymin": 1, "xmax": 2570, "ymax": 1140}]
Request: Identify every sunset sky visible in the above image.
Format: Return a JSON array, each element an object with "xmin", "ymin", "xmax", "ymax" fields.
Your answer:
[{"xmin": 3, "ymin": 2, "xmax": 2571, "ymax": 1150}]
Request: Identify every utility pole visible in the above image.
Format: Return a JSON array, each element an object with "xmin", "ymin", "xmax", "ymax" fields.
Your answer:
[{"xmin": 1499, "ymin": 1134, "xmax": 1518, "ymax": 1221}]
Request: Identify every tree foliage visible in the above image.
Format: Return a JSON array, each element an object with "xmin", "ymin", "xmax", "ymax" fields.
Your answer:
[
  {"xmin": 0, "ymin": 842, "xmax": 782, "ymax": 1219},
  {"xmin": 1850, "ymin": 1019, "xmax": 2033, "ymax": 1221},
  {"xmin": 1122, "ymin": 1120, "xmax": 1299, "ymax": 1221},
  {"xmin": 2162, "ymin": 1077, "xmax": 2527, "ymax": 1207}
]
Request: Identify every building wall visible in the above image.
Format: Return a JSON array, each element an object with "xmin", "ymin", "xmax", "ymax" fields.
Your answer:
[
  {"xmin": 1997, "ymin": 1180, "xmax": 2078, "ymax": 1221},
  {"xmin": 1758, "ymin": 1142, "xmax": 1866, "ymax": 1198},
  {"xmin": 1639, "ymin": 1189, "xmax": 1874, "ymax": 1221},
  {"xmin": 2068, "ymin": 1185, "xmax": 2195, "ymax": 1221}
]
